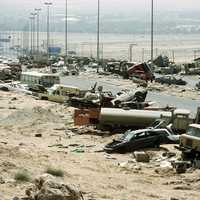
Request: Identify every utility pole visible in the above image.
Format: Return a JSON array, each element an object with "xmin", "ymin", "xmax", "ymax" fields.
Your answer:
[
  {"xmin": 35, "ymin": 8, "xmax": 41, "ymax": 61},
  {"xmin": 97, "ymin": 0, "xmax": 100, "ymax": 73},
  {"xmin": 129, "ymin": 43, "xmax": 137, "ymax": 62},
  {"xmin": 151, "ymin": 0, "xmax": 154, "ymax": 65},
  {"xmin": 172, "ymin": 50, "xmax": 175, "ymax": 63},
  {"xmin": 44, "ymin": 2, "xmax": 52, "ymax": 64},
  {"xmin": 142, "ymin": 48, "xmax": 145, "ymax": 62},
  {"xmin": 65, "ymin": 0, "xmax": 68, "ymax": 65}
]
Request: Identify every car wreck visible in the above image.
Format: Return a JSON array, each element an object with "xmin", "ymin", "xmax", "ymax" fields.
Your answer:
[
  {"xmin": 179, "ymin": 124, "xmax": 200, "ymax": 161},
  {"xmin": 155, "ymin": 75, "xmax": 187, "ymax": 86},
  {"xmin": 104, "ymin": 124, "xmax": 179, "ymax": 153}
]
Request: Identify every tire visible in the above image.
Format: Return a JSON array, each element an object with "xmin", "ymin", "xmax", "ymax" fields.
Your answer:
[{"xmin": 181, "ymin": 151, "xmax": 194, "ymax": 161}]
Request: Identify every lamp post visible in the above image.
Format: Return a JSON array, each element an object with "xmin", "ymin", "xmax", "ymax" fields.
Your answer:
[
  {"xmin": 97, "ymin": 0, "xmax": 100, "ymax": 73},
  {"xmin": 31, "ymin": 12, "xmax": 37, "ymax": 54},
  {"xmin": 35, "ymin": 8, "xmax": 41, "ymax": 61},
  {"xmin": 151, "ymin": 0, "xmax": 154, "ymax": 65},
  {"xmin": 129, "ymin": 43, "xmax": 137, "ymax": 62},
  {"xmin": 29, "ymin": 16, "xmax": 34, "ymax": 55},
  {"xmin": 65, "ymin": 0, "xmax": 68, "ymax": 64},
  {"xmin": 44, "ymin": 2, "xmax": 52, "ymax": 64}
]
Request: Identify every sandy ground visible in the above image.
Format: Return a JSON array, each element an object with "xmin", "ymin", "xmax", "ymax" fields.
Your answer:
[{"xmin": 0, "ymin": 90, "xmax": 200, "ymax": 200}]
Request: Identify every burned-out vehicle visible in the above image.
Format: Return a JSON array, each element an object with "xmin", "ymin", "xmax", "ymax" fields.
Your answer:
[
  {"xmin": 155, "ymin": 76, "xmax": 187, "ymax": 86},
  {"xmin": 127, "ymin": 63, "xmax": 154, "ymax": 82},
  {"xmin": 195, "ymin": 81, "xmax": 200, "ymax": 90},
  {"xmin": 111, "ymin": 88, "xmax": 148, "ymax": 108},
  {"xmin": 179, "ymin": 124, "xmax": 200, "ymax": 160},
  {"xmin": 104, "ymin": 125, "xmax": 179, "ymax": 153},
  {"xmin": 28, "ymin": 84, "xmax": 47, "ymax": 93}
]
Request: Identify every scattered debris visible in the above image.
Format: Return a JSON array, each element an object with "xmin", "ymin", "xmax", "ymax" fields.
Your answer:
[
  {"xmin": 134, "ymin": 151, "xmax": 150, "ymax": 163},
  {"xmin": 35, "ymin": 133, "xmax": 42, "ymax": 137}
]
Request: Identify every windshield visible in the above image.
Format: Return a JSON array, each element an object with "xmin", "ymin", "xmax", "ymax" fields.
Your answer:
[
  {"xmin": 120, "ymin": 130, "xmax": 135, "ymax": 141},
  {"xmin": 187, "ymin": 127, "xmax": 200, "ymax": 138}
]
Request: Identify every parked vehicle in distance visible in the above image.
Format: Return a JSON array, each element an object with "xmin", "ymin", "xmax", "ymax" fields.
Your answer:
[
  {"xmin": 20, "ymin": 71, "xmax": 60, "ymax": 87},
  {"xmin": 155, "ymin": 75, "xmax": 187, "ymax": 85},
  {"xmin": 104, "ymin": 126, "xmax": 179, "ymax": 153}
]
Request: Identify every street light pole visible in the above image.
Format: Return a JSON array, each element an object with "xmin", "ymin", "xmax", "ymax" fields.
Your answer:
[
  {"xmin": 35, "ymin": 8, "xmax": 41, "ymax": 61},
  {"xmin": 151, "ymin": 0, "xmax": 154, "ymax": 65},
  {"xmin": 97, "ymin": 0, "xmax": 100, "ymax": 73},
  {"xmin": 44, "ymin": 2, "xmax": 52, "ymax": 64},
  {"xmin": 29, "ymin": 16, "xmax": 34, "ymax": 56},
  {"xmin": 31, "ymin": 13, "xmax": 37, "ymax": 54},
  {"xmin": 65, "ymin": 0, "xmax": 68, "ymax": 64}
]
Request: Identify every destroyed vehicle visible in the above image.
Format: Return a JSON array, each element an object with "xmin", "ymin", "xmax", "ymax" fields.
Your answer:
[
  {"xmin": 0, "ymin": 82, "xmax": 32, "ymax": 94},
  {"xmin": 104, "ymin": 126, "xmax": 179, "ymax": 153},
  {"xmin": 120, "ymin": 101, "xmax": 152, "ymax": 110},
  {"xmin": 153, "ymin": 55, "xmax": 170, "ymax": 68},
  {"xmin": 20, "ymin": 71, "xmax": 60, "ymax": 88},
  {"xmin": 69, "ymin": 91, "xmax": 102, "ymax": 108},
  {"xmin": 195, "ymin": 81, "xmax": 200, "ymax": 90},
  {"xmin": 179, "ymin": 124, "xmax": 200, "ymax": 160},
  {"xmin": 28, "ymin": 84, "xmax": 47, "ymax": 93},
  {"xmin": 39, "ymin": 84, "xmax": 81, "ymax": 103},
  {"xmin": 111, "ymin": 88, "xmax": 148, "ymax": 107},
  {"xmin": 155, "ymin": 76, "xmax": 187, "ymax": 85},
  {"xmin": 127, "ymin": 62, "xmax": 154, "ymax": 82}
]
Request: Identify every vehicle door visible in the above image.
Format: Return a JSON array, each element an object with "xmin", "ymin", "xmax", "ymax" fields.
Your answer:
[
  {"xmin": 129, "ymin": 132, "xmax": 151, "ymax": 150},
  {"xmin": 143, "ymin": 131, "xmax": 161, "ymax": 147}
]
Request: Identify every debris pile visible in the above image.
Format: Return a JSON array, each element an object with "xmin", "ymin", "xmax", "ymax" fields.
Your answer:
[{"xmin": 13, "ymin": 174, "xmax": 83, "ymax": 200}]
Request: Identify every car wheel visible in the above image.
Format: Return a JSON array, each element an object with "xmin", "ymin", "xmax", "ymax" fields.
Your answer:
[{"xmin": 154, "ymin": 139, "xmax": 160, "ymax": 148}]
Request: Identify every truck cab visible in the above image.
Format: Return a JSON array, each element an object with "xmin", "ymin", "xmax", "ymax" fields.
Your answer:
[{"xmin": 179, "ymin": 124, "xmax": 200, "ymax": 160}]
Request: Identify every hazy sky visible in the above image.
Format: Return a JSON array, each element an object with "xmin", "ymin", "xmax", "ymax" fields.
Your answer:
[{"xmin": 1, "ymin": 0, "xmax": 200, "ymax": 15}]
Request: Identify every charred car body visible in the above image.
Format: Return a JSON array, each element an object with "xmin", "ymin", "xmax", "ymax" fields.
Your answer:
[
  {"xmin": 155, "ymin": 76, "xmax": 187, "ymax": 86},
  {"xmin": 104, "ymin": 125, "xmax": 179, "ymax": 153}
]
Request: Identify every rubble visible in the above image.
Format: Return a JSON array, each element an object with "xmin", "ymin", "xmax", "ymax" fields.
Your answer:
[
  {"xmin": 134, "ymin": 151, "xmax": 150, "ymax": 163},
  {"xmin": 0, "ymin": 176, "xmax": 5, "ymax": 184},
  {"xmin": 14, "ymin": 174, "xmax": 83, "ymax": 200}
]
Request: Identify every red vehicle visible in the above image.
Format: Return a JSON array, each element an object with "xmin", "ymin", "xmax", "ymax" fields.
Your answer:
[{"xmin": 127, "ymin": 63, "xmax": 154, "ymax": 82}]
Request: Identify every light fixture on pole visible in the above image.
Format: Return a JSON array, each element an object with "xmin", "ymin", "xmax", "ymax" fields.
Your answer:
[
  {"xmin": 35, "ymin": 8, "xmax": 41, "ymax": 60},
  {"xmin": 44, "ymin": 2, "xmax": 53, "ymax": 63},
  {"xmin": 65, "ymin": 0, "xmax": 68, "ymax": 64},
  {"xmin": 97, "ymin": 0, "xmax": 100, "ymax": 73},
  {"xmin": 151, "ymin": 0, "xmax": 154, "ymax": 65}
]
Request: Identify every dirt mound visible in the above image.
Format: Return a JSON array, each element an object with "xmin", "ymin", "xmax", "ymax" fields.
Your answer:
[
  {"xmin": 14, "ymin": 174, "xmax": 83, "ymax": 200},
  {"xmin": 0, "ymin": 106, "xmax": 60, "ymax": 127}
]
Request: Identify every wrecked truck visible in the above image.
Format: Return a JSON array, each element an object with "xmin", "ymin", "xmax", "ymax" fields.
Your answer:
[
  {"xmin": 99, "ymin": 108, "xmax": 192, "ymax": 132},
  {"xmin": 179, "ymin": 124, "xmax": 200, "ymax": 160},
  {"xmin": 127, "ymin": 62, "xmax": 154, "ymax": 82}
]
